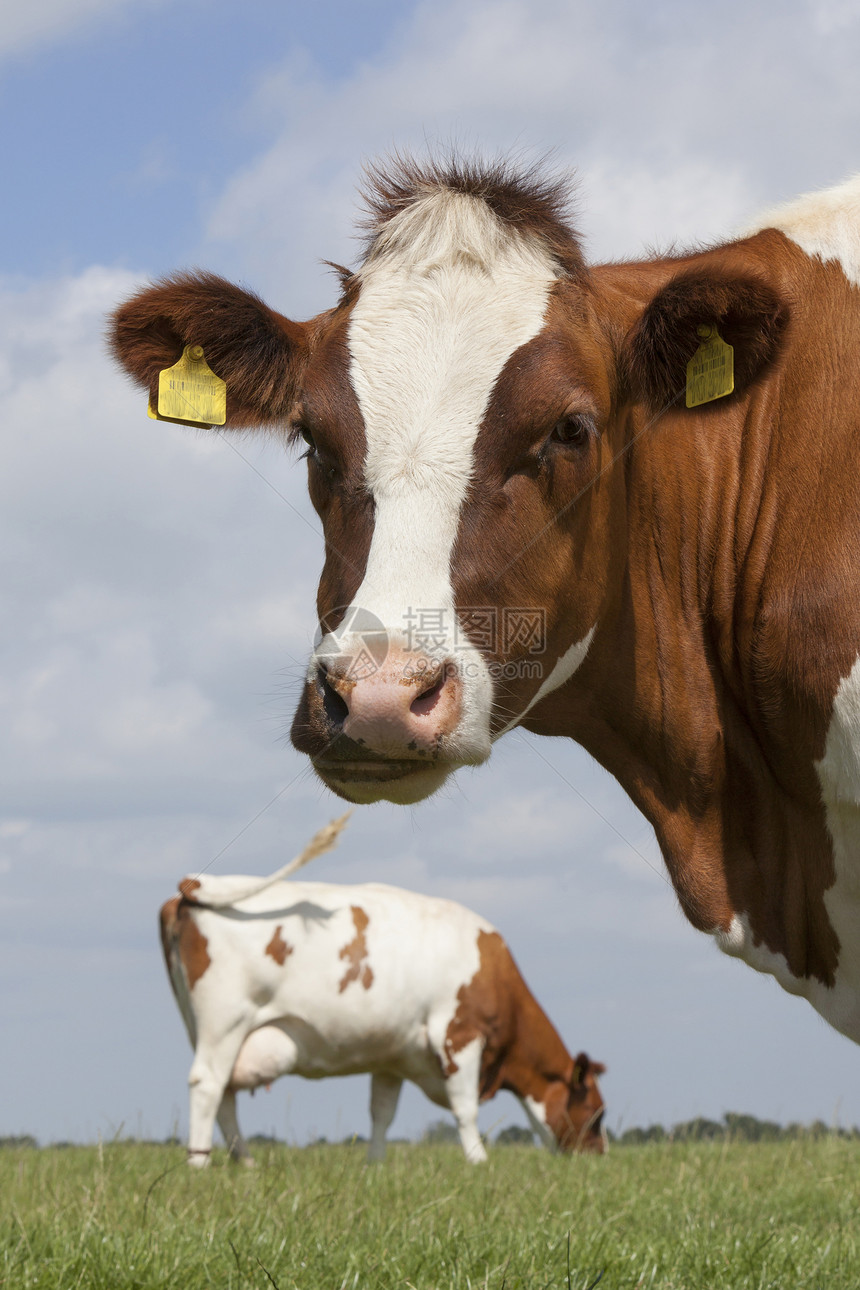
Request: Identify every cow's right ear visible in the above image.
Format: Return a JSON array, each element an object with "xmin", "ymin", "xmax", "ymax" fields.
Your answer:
[
  {"xmin": 109, "ymin": 272, "xmax": 309, "ymax": 428},
  {"xmin": 571, "ymin": 1052, "xmax": 591, "ymax": 1084}
]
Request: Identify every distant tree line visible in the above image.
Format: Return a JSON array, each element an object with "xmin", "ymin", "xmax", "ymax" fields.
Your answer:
[
  {"xmin": 421, "ymin": 1120, "xmax": 535, "ymax": 1146},
  {"xmin": 421, "ymin": 1113, "xmax": 860, "ymax": 1148},
  {"xmin": 421, "ymin": 1113, "xmax": 860, "ymax": 1147},
  {"xmin": 610, "ymin": 1113, "xmax": 860, "ymax": 1144},
  {"xmin": 5, "ymin": 1114, "xmax": 860, "ymax": 1151}
]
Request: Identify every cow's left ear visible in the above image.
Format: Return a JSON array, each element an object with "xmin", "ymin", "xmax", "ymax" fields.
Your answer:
[{"xmin": 624, "ymin": 268, "xmax": 790, "ymax": 410}]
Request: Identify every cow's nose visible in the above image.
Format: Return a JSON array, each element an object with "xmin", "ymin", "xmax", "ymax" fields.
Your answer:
[{"xmin": 319, "ymin": 646, "xmax": 463, "ymax": 756}]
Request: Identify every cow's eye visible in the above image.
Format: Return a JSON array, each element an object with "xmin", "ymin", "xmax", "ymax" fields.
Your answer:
[
  {"xmin": 550, "ymin": 414, "xmax": 592, "ymax": 447},
  {"xmin": 299, "ymin": 425, "xmax": 316, "ymax": 452}
]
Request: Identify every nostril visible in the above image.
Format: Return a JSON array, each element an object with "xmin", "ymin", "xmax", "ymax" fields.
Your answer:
[
  {"xmin": 317, "ymin": 664, "xmax": 349, "ymax": 728},
  {"xmin": 410, "ymin": 672, "xmax": 446, "ymax": 718}
]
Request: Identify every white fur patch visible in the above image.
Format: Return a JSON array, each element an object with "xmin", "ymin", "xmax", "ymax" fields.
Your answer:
[
  {"xmin": 714, "ymin": 913, "xmax": 809, "ymax": 998},
  {"xmin": 814, "ymin": 655, "xmax": 860, "ymax": 1040},
  {"xmin": 714, "ymin": 653, "xmax": 860, "ymax": 1043},
  {"xmin": 440, "ymin": 1033, "xmax": 488, "ymax": 1163},
  {"xmin": 497, "ymin": 626, "xmax": 595, "ymax": 736},
  {"xmin": 522, "ymin": 1094, "xmax": 556, "ymax": 1150},
  {"xmin": 745, "ymin": 173, "xmax": 860, "ymax": 287},
  {"xmin": 328, "ymin": 189, "xmax": 560, "ymax": 761}
]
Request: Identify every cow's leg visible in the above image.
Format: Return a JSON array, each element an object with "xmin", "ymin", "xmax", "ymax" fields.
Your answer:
[
  {"xmin": 442, "ymin": 1039, "xmax": 487, "ymax": 1164},
  {"xmin": 187, "ymin": 1034, "xmax": 247, "ymax": 1167},
  {"xmin": 216, "ymin": 1089, "xmax": 254, "ymax": 1167},
  {"xmin": 368, "ymin": 1072, "xmax": 403, "ymax": 1162}
]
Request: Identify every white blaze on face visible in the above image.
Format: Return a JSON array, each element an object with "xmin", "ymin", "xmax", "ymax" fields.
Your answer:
[{"xmin": 335, "ymin": 189, "xmax": 559, "ymax": 760}]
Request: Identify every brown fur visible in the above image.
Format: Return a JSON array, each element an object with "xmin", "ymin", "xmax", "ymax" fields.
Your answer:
[
  {"xmin": 444, "ymin": 930, "xmax": 605, "ymax": 1153},
  {"xmin": 338, "ymin": 906, "xmax": 374, "ymax": 992},
  {"xmin": 109, "ymin": 271, "xmax": 309, "ymax": 428},
  {"xmin": 159, "ymin": 895, "xmax": 211, "ymax": 990},
  {"xmin": 265, "ymin": 925, "xmax": 292, "ymax": 966},
  {"xmin": 624, "ymin": 262, "xmax": 790, "ymax": 409},
  {"xmin": 287, "ymin": 310, "xmax": 376, "ymax": 760}
]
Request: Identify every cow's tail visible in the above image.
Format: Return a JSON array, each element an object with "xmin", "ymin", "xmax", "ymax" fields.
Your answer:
[
  {"xmin": 159, "ymin": 896, "xmax": 198, "ymax": 1046},
  {"xmin": 176, "ymin": 812, "xmax": 352, "ymax": 909}
]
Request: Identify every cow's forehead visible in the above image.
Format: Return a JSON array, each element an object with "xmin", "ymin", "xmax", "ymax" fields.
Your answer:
[
  {"xmin": 348, "ymin": 188, "xmax": 561, "ymax": 471},
  {"xmin": 341, "ymin": 189, "xmax": 561, "ymax": 615}
]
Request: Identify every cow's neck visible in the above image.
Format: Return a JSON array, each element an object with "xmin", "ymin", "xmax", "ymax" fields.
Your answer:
[
  {"xmin": 480, "ymin": 983, "xmax": 571, "ymax": 1108},
  {"xmin": 524, "ymin": 273, "xmax": 860, "ymax": 991}
]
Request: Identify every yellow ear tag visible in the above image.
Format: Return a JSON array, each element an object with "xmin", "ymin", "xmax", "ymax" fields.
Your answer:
[
  {"xmin": 685, "ymin": 324, "xmax": 734, "ymax": 408},
  {"xmin": 151, "ymin": 345, "xmax": 227, "ymax": 426}
]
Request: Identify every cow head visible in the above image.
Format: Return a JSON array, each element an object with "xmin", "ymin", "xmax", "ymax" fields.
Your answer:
[
  {"xmin": 110, "ymin": 158, "xmax": 789, "ymax": 805},
  {"xmin": 543, "ymin": 1051, "xmax": 607, "ymax": 1154}
]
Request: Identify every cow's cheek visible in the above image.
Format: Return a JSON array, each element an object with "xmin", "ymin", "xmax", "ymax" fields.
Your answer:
[{"xmin": 314, "ymin": 501, "xmax": 372, "ymax": 623}]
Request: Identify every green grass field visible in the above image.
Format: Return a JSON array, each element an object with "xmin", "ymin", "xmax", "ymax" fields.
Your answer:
[{"xmin": 2, "ymin": 1138, "xmax": 858, "ymax": 1289}]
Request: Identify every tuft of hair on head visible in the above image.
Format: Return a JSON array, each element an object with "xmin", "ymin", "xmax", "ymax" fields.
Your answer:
[{"xmin": 357, "ymin": 149, "xmax": 587, "ymax": 278}]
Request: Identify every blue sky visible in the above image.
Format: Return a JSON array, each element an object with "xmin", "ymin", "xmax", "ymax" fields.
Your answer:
[
  {"xmin": 0, "ymin": 0, "xmax": 411, "ymax": 278},
  {"xmin": 4, "ymin": 0, "xmax": 860, "ymax": 1151}
]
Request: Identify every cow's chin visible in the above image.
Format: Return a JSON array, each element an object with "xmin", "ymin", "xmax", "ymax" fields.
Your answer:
[{"xmin": 312, "ymin": 759, "xmax": 453, "ymax": 805}]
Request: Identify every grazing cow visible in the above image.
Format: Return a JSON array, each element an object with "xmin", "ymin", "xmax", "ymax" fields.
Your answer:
[
  {"xmin": 113, "ymin": 157, "xmax": 860, "ymax": 1045},
  {"xmin": 159, "ymin": 874, "xmax": 606, "ymax": 1164}
]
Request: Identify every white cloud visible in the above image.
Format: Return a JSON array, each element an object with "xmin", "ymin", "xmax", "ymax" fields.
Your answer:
[
  {"xmin": 0, "ymin": 0, "xmax": 160, "ymax": 60},
  {"xmin": 808, "ymin": 0, "xmax": 860, "ymax": 34},
  {"xmin": 579, "ymin": 157, "xmax": 754, "ymax": 262},
  {"xmin": 204, "ymin": 0, "xmax": 860, "ymax": 301},
  {"xmin": 0, "ymin": 821, "xmax": 28, "ymax": 839},
  {"xmin": 0, "ymin": 266, "xmax": 323, "ymax": 817}
]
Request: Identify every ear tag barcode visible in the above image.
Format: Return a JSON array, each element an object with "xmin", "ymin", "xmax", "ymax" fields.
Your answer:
[
  {"xmin": 151, "ymin": 345, "xmax": 227, "ymax": 426},
  {"xmin": 147, "ymin": 398, "xmax": 216, "ymax": 429},
  {"xmin": 685, "ymin": 324, "xmax": 734, "ymax": 408}
]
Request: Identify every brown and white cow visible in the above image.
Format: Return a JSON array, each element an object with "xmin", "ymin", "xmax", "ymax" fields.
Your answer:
[
  {"xmin": 160, "ymin": 874, "xmax": 606, "ymax": 1163},
  {"xmin": 114, "ymin": 158, "xmax": 860, "ymax": 1045}
]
